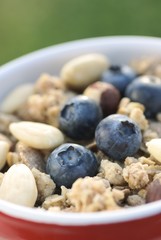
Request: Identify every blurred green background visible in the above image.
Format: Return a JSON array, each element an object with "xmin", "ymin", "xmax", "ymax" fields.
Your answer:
[{"xmin": 0, "ymin": 0, "xmax": 161, "ymax": 65}]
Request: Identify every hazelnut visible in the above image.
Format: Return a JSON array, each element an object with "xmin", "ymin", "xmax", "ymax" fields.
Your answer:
[{"xmin": 83, "ymin": 81, "xmax": 121, "ymax": 116}]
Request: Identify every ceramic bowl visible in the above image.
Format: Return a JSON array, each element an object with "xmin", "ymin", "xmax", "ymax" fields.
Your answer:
[{"xmin": 1, "ymin": 36, "xmax": 161, "ymax": 240}]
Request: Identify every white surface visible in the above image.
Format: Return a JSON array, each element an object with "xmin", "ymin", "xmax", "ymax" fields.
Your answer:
[{"xmin": 0, "ymin": 36, "xmax": 161, "ymax": 226}]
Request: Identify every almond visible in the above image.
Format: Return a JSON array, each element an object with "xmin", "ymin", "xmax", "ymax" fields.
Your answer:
[
  {"xmin": 61, "ymin": 53, "xmax": 109, "ymax": 91},
  {"xmin": 9, "ymin": 121, "xmax": 64, "ymax": 149}
]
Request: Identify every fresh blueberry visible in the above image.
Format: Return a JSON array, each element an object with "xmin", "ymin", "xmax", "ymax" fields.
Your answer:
[
  {"xmin": 46, "ymin": 143, "xmax": 98, "ymax": 188},
  {"xmin": 59, "ymin": 95, "xmax": 103, "ymax": 140},
  {"xmin": 101, "ymin": 65, "xmax": 136, "ymax": 95},
  {"xmin": 95, "ymin": 114, "xmax": 142, "ymax": 161},
  {"xmin": 125, "ymin": 75, "xmax": 161, "ymax": 118}
]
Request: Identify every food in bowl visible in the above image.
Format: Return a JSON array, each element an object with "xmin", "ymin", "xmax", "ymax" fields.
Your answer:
[{"xmin": 0, "ymin": 50, "xmax": 161, "ymax": 215}]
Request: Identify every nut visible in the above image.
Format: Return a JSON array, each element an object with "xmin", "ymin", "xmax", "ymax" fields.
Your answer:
[
  {"xmin": 0, "ymin": 141, "xmax": 10, "ymax": 170},
  {"xmin": 146, "ymin": 179, "xmax": 161, "ymax": 203},
  {"xmin": 83, "ymin": 81, "xmax": 121, "ymax": 116},
  {"xmin": 0, "ymin": 83, "xmax": 34, "ymax": 113},
  {"xmin": 0, "ymin": 164, "xmax": 37, "ymax": 207},
  {"xmin": 7, "ymin": 152, "xmax": 21, "ymax": 167},
  {"xmin": 0, "ymin": 133, "xmax": 13, "ymax": 149},
  {"xmin": 83, "ymin": 81, "xmax": 109, "ymax": 103},
  {"xmin": 146, "ymin": 138, "xmax": 161, "ymax": 163},
  {"xmin": 9, "ymin": 121, "xmax": 64, "ymax": 149},
  {"xmin": 61, "ymin": 53, "xmax": 109, "ymax": 91},
  {"xmin": 0, "ymin": 173, "xmax": 4, "ymax": 186}
]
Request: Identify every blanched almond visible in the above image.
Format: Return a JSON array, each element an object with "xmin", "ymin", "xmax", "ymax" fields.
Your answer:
[
  {"xmin": 0, "ymin": 141, "xmax": 10, "ymax": 170},
  {"xmin": 61, "ymin": 53, "xmax": 109, "ymax": 91},
  {"xmin": 146, "ymin": 138, "xmax": 161, "ymax": 162},
  {"xmin": 0, "ymin": 83, "xmax": 34, "ymax": 113},
  {"xmin": 0, "ymin": 164, "xmax": 37, "ymax": 207},
  {"xmin": 9, "ymin": 121, "xmax": 64, "ymax": 149}
]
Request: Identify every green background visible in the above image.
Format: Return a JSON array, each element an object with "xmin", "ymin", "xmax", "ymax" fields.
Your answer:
[{"xmin": 0, "ymin": 0, "xmax": 161, "ymax": 65}]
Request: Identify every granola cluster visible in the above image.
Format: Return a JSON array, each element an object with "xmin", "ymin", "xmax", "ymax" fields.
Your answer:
[{"xmin": 17, "ymin": 74, "xmax": 76, "ymax": 128}]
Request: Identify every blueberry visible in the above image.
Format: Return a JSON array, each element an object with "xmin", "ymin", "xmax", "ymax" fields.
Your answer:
[
  {"xmin": 95, "ymin": 114, "xmax": 142, "ymax": 161},
  {"xmin": 125, "ymin": 76, "xmax": 161, "ymax": 118},
  {"xmin": 59, "ymin": 95, "xmax": 103, "ymax": 140},
  {"xmin": 46, "ymin": 143, "xmax": 98, "ymax": 188},
  {"xmin": 101, "ymin": 65, "xmax": 136, "ymax": 94}
]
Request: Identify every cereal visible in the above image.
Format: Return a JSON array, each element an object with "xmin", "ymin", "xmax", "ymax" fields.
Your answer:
[
  {"xmin": 1, "ymin": 53, "xmax": 161, "ymax": 213},
  {"xmin": 143, "ymin": 128, "xmax": 158, "ymax": 143},
  {"xmin": 34, "ymin": 74, "xmax": 65, "ymax": 94},
  {"xmin": 131, "ymin": 57, "xmax": 161, "ymax": 77},
  {"xmin": 117, "ymin": 98, "xmax": 144, "ymax": 115},
  {"xmin": 9, "ymin": 121, "xmax": 64, "ymax": 149},
  {"xmin": 0, "ymin": 164, "xmax": 37, "ymax": 207},
  {"xmin": 129, "ymin": 108, "xmax": 149, "ymax": 131},
  {"xmin": 15, "ymin": 142, "xmax": 45, "ymax": 172},
  {"xmin": 42, "ymin": 186, "xmax": 68, "ymax": 210},
  {"xmin": 42, "ymin": 194, "xmax": 65, "ymax": 210},
  {"xmin": 124, "ymin": 156, "xmax": 138, "ymax": 166},
  {"xmin": 117, "ymin": 98, "xmax": 148, "ymax": 130},
  {"xmin": 127, "ymin": 195, "xmax": 145, "ymax": 206},
  {"xmin": 112, "ymin": 188, "xmax": 125, "ymax": 203},
  {"xmin": 68, "ymin": 177, "xmax": 120, "ymax": 212},
  {"xmin": 0, "ymin": 112, "xmax": 20, "ymax": 135},
  {"xmin": 138, "ymin": 189, "xmax": 147, "ymax": 199},
  {"xmin": 16, "ymin": 74, "xmax": 76, "ymax": 127},
  {"xmin": 0, "ymin": 83, "xmax": 34, "ymax": 114},
  {"xmin": 148, "ymin": 120, "xmax": 161, "ymax": 137},
  {"xmin": 99, "ymin": 159, "xmax": 125, "ymax": 185},
  {"xmin": 32, "ymin": 168, "xmax": 56, "ymax": 203},
  {"xmin": 26, "ymin": 93, "xmax": 64, "ymax": 127},
  {"xmin": 138, "ymin": 156, "xmax": 155, "ymax": 166},
  {"xmin": 123, "ymin": 162, "xmax": 149, "ymax": 189}
]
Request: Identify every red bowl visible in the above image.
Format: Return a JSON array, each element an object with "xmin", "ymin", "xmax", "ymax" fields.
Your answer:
[
  {"xmin": 1, "ymin": 200, "xmax": 161, "ymax": 240},
  {"xmin": 1, "ymin": 36, "xmax": 161, "ymax": 240}
]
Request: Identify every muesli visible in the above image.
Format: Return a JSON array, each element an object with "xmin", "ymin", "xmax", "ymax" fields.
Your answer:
[{"xmin": 0, "ymin": 54, "xmax": 161, "ymax": 212}]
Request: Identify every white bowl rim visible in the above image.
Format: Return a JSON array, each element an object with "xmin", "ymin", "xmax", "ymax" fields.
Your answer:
[
  {"xmin": 1, "ymin": 35, "xmax": 161, "ymax": 226},
  {"xmin": 2, "ymin": 35, "xmax": 161, "ymax": 73},
  {"xmin": 1, "ymin": 198, "xmax": 161, "ymax": 226}
]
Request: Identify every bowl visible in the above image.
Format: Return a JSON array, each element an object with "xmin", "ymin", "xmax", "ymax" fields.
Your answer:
[{"xmin": 1, "ymin": 36, "xmax": 161, "ymax": 240}]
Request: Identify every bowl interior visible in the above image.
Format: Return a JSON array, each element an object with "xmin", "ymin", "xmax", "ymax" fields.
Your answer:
[
  {"xmin": 1, "ymin": 36, "xmax": 161, "ymax": 225},
  {"xmin": 1, "ymin": 36, "xmax": 161, "ymax": 100}
]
